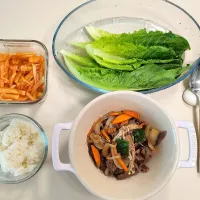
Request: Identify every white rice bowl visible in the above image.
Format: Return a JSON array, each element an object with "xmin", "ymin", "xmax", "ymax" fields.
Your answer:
[{"xmin": 0, "ymin": 119, "xmax": 44, "ymax": 176}]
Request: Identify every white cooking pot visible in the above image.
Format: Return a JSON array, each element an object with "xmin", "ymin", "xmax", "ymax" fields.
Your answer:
[{"xmin": 52, "ymin": 91, "xmax": 197, "ymax": 200}]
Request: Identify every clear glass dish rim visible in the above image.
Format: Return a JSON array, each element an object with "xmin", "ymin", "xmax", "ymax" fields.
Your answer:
[
  {"xmin": 52, "ymin": 0, "xmax": 200, "ymax": 94},
  {"xmin": 0, "ymin": 39, "xmax": 49, "ymax": 104},
  {"xmin": 0, "ymin": 113, "xmax": 48, "ymax": 184}
]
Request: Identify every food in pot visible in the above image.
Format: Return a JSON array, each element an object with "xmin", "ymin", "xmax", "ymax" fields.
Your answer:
[
  {"xmin": 0, "ymin": 119, "xmax": 44, "ymax": 176},
  {"xmin": 0, "ymin": 52, "xmax": 45, "ymax": 102},
  {"xmin": 87, "ymin": 110, "xmax": 167, "ymax": 180}
]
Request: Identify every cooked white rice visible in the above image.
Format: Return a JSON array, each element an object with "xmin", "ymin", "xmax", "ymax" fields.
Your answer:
[{"xmin": 0, "ymin": 119, "xmax": 44, "ymax": 176}]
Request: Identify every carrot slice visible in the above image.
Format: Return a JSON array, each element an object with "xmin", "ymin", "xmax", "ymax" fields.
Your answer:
[
  {"xmin": 112, "ymin": 146, "xmax": 128, "ymax": 172},
  {"xmin": 112, "ymin": 114, "xmax": 132, "ymax": 125},
  {"xmin": 91, "ymin": 145, "xmax": 101, "ymax": 168},
  {"xmin": 109, "ymin": 111, "xmax": 122, "ymax": 116},
  {"xmin": 123, "ymin": 110, "xmax": 140, "ymax": 120},
  {"xmin": 107, "ymin": 128, "xmax": 116, "ymax": 134},
  {"xmin": 120, "ymin": 120, "xmax": 129, "ymax": 127},
  {"xmin": 117, "ymin": 158, "xmax": 129, "ymax": 172},
  {"xmin": 101, "ymin": 130, "xmax": 110, "ymax": 142}
]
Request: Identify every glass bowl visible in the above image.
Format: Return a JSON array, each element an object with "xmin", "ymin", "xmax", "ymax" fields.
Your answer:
[
  {"xmin": 0, "ymin": 113, "xmax": 48, "ymax": 184},
  {"xmin": 0, "ymin": 40, "xmax": 48, "ymax": 104},
  {"xmin": 52, "ymin": 0, "xmax": 200, "ymax": 94}
]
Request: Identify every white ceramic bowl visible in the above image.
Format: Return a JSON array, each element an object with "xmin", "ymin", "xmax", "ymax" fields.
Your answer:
[{"xmin": 52, "ymin": 91, "xmax": 197, "ymax": 200}]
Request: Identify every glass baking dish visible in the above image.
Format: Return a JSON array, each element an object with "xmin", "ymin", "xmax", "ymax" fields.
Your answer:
[
  {"xmin": 52, "ymin": 0, "xmax": 200, "ymax": 94},
  {"xmin": 0, "ymin": 40, "xmax": 48, "ymax": 104}
]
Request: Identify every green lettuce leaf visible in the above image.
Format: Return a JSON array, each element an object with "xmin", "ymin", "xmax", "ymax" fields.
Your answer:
[
  {"xmin": 85, "ymin": 45, "xmax": 134, "ymax": 71},
  {"xmin": 63, "ymin": 57, "xmax": 189, "ymax": 91},
  {"xmin": 70, "ymin": 42, "xmax": 89, "ymax": 49},
  {"xmin": 87, "ymin": 42, "xmax": 177, "ymax": 60},
  {"xmin": 85, "ymin": 26, "xmax": 115, "ymax": 40},
  {"xmin": 60, "ymin": 49, "xmax": 99, "ymax": 68},
  {"xmin": 84, "ymin": 27, "xmax": 190, "ymax": 54}
]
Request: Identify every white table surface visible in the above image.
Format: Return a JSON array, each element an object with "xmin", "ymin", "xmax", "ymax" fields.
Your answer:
[{"xmin": 0, "ymin": 0, "xmax": 200, "ymax": 199}]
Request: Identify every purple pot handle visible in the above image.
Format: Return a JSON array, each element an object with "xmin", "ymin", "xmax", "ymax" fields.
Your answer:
[
  {"xmin": 52, "ymin": 122, "xmax": 74, "ymax": 173},
  {"xmin": 175, "ymin": 121, "xmax": 197, "ymax": 168}
]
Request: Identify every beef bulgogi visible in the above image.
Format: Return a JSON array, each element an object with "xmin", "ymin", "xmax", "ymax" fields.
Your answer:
[{"xmin": 87, "ymin": 110, "xmax": 166, "ymax": 180}]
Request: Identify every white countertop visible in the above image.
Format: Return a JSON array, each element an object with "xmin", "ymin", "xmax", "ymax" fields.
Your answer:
[{"xmin": 0, "ymin": 0, "xmax": 200, "ymax": 199}]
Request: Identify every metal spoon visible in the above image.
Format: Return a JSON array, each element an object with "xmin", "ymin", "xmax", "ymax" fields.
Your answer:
[{"xmin": 189, "ymin": 65, "xmax": 200, "ymax": 172}]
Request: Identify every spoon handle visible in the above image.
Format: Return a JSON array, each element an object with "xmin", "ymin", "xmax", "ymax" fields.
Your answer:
[{"xmin": 198, "ymin": 106, "xmax": 200, "ymax": 173}]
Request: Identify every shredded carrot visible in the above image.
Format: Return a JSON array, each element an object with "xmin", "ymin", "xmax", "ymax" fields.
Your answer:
[
  {"xmin": 18, "ymin": 96, "xmax": 28, "ymax": 101},
  {"xmin": 1, "ymin": 93, "xmax": 20, "ymax": 100},
  {"xmin": 29, "ymin": 55, "xmax": 42, "ymax": 63},
  {"xmin": 112, "ymin": 114, "xmax": 132, "ymax": 125},
  {"xmin": 0, "ymin": 53, "xmax": 7, "ymax": 62},
  {"xmin": 26, "ymin": 92, "xmax": 36, "ymax": 101},
  {"xmin": 31, "ymin": 77, "xmax": 44, "ymax": 93},
  {"xmin": 91, "ymin": 145, "xmax": 101, "ymax": 168},
  {"xmin": 0, "ymin": 88, "xmax": 25, "ymax": 95},
  {"xmin": 109, "ymin": 111, "xmax": 122, "ymax": 116},
  {"xmin": 36, "ymin": 92, "xmax": 43, "ymax": 98},
  {"xmin": 32, "ymin": 64, "xmax": 37, "ymax": 83},
  {"xmin": 9, "ymin": 72, "xmax": 17, "ymax": 87},
  {"xmin": 24, "ymin": 71, "xmax": 33, "ymax": 81},
  {"xmin": 120, "ymin": 120, "xmax": 129, "ymax": 127},
  {"xmin": 101, "ymin": 130, "xmax": 110, "ymax": 142},
  {"xmin": 0, "ymin": 52, "xmax": 45, "ymax": 102},
  {"xmin": 14, "ymin": 71, "xmax": 22, "ymax": 84},
  {"xmin": 123, "ymin": 110, "xmax": 140, "ymax": 120}
]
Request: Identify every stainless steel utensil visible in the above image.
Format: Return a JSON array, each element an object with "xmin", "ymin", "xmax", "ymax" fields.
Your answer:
[{"xmin": 190, "ymin": 65, "xmax": 200, "ymax": 172}]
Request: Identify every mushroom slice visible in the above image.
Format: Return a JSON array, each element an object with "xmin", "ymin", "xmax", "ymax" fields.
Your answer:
[
  {"xmin": 145, "ymin": 125, "xmax": 151, "ymax": 139},
  {"xmin": 102, "ymin": 143, "xmax": 116, "ymax": 157},
  {"xmin": 148, "ymin": 128, "xmax": 159, "ymax": 145}
]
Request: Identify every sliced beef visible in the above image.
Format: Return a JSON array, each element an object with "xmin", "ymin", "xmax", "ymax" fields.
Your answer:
[
  {"xmin": 116, "ymin": 172, "xmax": 136, "ymax": 180},
  {"xmin": 134, "ymin": 146, "xmax": 152, "ymax": 173},
  {"xmin": 100, "ymin": 153, "xmax": 107, "ymax": 171},
  {"xmin": 116, "ymin": 172, "xmax": 129, "ymax": 180},
  {"xmin": 140, "ymin": 165, "xmax": 149, "ymax": 173},
  {"xmin": 156, "ymin": 131, "xmax": 167, "ymax": 145},
  {"xmin": 106, "ymin": 159, "xmax": 117, "ymax": 173},
  {"xmin": 135, "ymin": 141, "xmax": 147, "ymax": 150},
  {"xmin": 113, "ymin": 168, "xmax": 124, "ymax": 175},
  {"xmin": 144, "ymin": 147, "xmax": 152, "ymax": 164}
]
